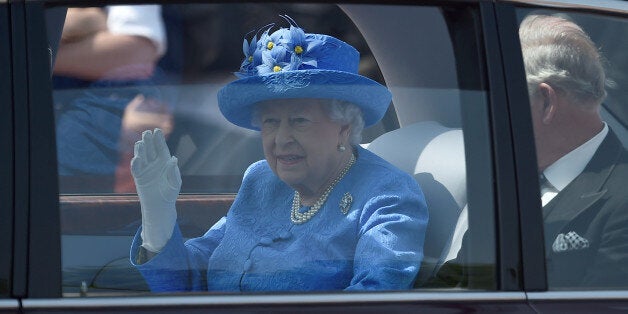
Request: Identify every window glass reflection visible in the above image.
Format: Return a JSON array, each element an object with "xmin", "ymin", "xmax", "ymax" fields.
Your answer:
[{"xmin": 50, "ymin": 2, "xmax": 493, "ymax": 296}]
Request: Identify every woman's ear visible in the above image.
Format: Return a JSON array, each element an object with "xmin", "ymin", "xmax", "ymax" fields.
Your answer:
[
  {"xmin": 538, "ymin": 83, "xmax": 557, "ymax": 125},
  {"xmin": 339, "ymin": 123, "xmax": 351, "ymax": 143}
]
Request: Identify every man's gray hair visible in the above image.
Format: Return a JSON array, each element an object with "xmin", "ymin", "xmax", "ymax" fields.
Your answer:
[{"xmin": 519, "ymin": 14, "xmax": 608, "ymax": 107}]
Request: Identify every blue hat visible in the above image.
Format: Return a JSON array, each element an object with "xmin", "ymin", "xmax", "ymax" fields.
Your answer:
[{"xmin": 217, "ymin": 20, "xmax": 392, "ymax": 131}]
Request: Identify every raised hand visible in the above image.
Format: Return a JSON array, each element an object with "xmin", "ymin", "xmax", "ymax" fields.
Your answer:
[{"xmin": 131, "ymin": 128, "xmax": 181, "ymax": 253}]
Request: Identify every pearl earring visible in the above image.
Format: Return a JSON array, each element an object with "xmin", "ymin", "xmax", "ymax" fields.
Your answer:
[{"xmin": 337, "ymin": 144, "xmax": 346, "ymax": 152}]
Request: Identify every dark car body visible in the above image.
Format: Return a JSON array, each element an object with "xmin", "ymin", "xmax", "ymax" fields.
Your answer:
[{"xmin": 1, "ymin": 0, "xmax": 627, "ymax": 312}]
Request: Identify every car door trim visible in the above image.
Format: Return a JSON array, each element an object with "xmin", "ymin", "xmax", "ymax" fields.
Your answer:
[
  {"xmin": 527, "ymin": 291, "xmax": 628, "ymax": 301},
  {"xmin": 499, "ymin": 0, "xmax": 628, "ymax": 15},
  {"xmin": 22, "ymin": 292, "xmax": 527, "ymax": 309},
  {"xmin": 0, "ymin": 300, "xmax": 19, "ymax": 309},
  {"xmin": 22, "ymin": 1, "xmax": 62, "ymax": 298},
  {"xmin": 492, "ymin": 2, "xmax": 548, "ymax": 292},
  {"xmin": 477, "ymin": 1, "xmax": 525, "ymax": 291},
  {"xmin": 10, "ymin": 0, "xmax": 30, "ymax": 298},
  {"xmin": 0, "ymin": 0, "xmax": 14, "ymax": 300}
]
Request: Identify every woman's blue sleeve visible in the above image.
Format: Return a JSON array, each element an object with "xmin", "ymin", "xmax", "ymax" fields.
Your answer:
[
  {"xmin": 345, "ymin": 178, "xmax": 428, "ymax": 290},
  {"xmin": 130, "ymin": 217, "xmax": 227, "ymax": 292}
]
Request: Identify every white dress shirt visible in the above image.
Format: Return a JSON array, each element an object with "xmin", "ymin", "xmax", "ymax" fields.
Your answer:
[{"xmin": 541, "ymin": 123, "xmax": 609, "ymax": 206}]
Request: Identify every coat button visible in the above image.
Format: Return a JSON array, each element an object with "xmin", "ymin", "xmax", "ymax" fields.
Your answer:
[
  {"xmin": 259, "ymin": 237, "xmax": 273, "ymax": 246},
  {"xmin": 279, "ymin": 231, "xmax": 292, "ymax": 240}
]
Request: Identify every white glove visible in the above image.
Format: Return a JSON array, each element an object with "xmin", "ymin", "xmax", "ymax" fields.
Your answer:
[{"xmin": 131, "ymin": 128, "xmax": 181, "ymax": 253}]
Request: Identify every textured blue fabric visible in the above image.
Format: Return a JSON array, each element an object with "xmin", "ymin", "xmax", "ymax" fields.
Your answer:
[
  {"xmin": 131, "ymin": 147, "xmax": 428, "ymax": 292},
  {"xmin": 218, "ymin": 70, "xmax": 391, "ymax": 131},
  {"xmin": 217, "ymin": 24, "xmax": 392, "ymax": 131}
]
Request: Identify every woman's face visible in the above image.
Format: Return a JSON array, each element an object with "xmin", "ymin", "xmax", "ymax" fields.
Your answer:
[{"xmin": 258, "ymin": 99, "xmax": 349, "ymax": 196}]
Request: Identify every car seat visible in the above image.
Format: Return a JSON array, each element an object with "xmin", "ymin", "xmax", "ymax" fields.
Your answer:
[{"xmin": 366, "ymin": 121, "xmax": 467, "ymax": 286}]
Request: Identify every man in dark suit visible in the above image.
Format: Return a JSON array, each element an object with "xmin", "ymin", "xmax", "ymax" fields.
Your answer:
[
  {"xmin": 426, "ymin": 14, "xmax": 628, "ymax": 289},
  {"xmin": 520, "ymin": 14, "xmax": 628, "ymax": 288},
  {"xmin": 541, "ymin": 130, "xmax": 627, "ymax": 288}
]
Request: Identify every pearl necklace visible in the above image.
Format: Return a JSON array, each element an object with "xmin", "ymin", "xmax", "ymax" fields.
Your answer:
[{"xmin": 291, "ymin": 154, "xmax": 356, "ymax": 224}]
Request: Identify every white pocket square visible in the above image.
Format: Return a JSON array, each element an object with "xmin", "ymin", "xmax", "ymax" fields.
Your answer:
[{"xmin": 552, "ymin": 231, "xmax": 589, "ymax": 253}]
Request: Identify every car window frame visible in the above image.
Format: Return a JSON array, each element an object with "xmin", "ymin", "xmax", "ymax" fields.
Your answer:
[
  {"xmin": 491, "ymin": 1, "xmax": 548, "ymax": 291},
  {"xmin": 0, "ymin": 0, "xmax": 15, "ymax": 304},
  {"xmin": 10, "ymin": 0, "xmax": 31, "ymax": 300},
  {"xmin": 25, "ymin": 1, "xmax": 62, "ymax": 299},
  {"xmin": 17, "ymin": 0, "xmax": 543, "ymax": 311},
  {"xmin": 10, "ymin": 0, "xmax": 61, "ymax": 299}
]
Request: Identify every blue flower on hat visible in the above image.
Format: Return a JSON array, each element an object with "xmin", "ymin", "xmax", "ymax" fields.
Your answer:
[
  {"xmin": 257, "ymin": 26, "xmax": 286, "ymax": 53},
  {"xmin": 235, "ymin": 18, "xmax": 328, "ymax": 77},
  {"xmin": 282, "ymin": 25, "xmax": 324, "ymax": 68},
  {"xmin": 257, "ymin": 46, "xmax": 295, "ymax": 75},
  {"xmin": 237, "ymin": 35, "xmax": 258, "ymax": 78}
]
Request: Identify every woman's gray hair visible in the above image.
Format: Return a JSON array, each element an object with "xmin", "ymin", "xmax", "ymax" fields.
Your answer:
[
  {"xmin": 322, "ymin": 99, "xmax": 365, "ymax": 146},
  {"xmin": 251, "ymin": 99, "xmax": 365, "ymax": 146},
  {"xmin": 519, "ymin": 14, "xmax": 608, "ymax": 107}
]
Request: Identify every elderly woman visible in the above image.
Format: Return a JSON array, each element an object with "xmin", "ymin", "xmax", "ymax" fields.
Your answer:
[{"xmin": 130, "ymin": 20, "xmax": 428, "ymax": 292}]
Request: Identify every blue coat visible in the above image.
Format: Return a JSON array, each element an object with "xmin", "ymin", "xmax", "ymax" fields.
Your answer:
[{"xmin": 131, "ymin": 147, "xmax": 428, "ymax": 292}]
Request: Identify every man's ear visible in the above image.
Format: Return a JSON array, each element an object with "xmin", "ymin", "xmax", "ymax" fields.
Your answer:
[{"xmin": 538, "ymin": 83, "xmax": 557, "ymax": 125}]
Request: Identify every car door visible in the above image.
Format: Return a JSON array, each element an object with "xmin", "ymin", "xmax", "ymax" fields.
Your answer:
[
  {"xmin": 15, "ymin": 0, "xmax": 543, "ymax": 312},
  {"xmin": 496, "ymin": 0, "xmax": 628, "ymax": 311}
]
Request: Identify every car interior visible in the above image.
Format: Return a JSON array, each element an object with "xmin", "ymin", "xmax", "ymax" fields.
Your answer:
[
  {"xmin": 46, "ymin": 2, "xmax": 627, "ymax": 296},
  {"xmin": 46, "ymin": 2, "xmax": 485, "ymax": 295}
]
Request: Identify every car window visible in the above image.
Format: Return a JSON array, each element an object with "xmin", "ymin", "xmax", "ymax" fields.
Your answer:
[
  {"xmin": 516, "ymin": 7, "xmax": 628, "ymax": 290},
  {"xmin": 48, "ymin": 2, "xmax": 496, "ymax": 296}
]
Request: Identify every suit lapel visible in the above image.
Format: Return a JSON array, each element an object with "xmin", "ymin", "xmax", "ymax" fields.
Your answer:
[{"xmin": 543, "ymin": 130, "xmax": 623, "ymax": 248}]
